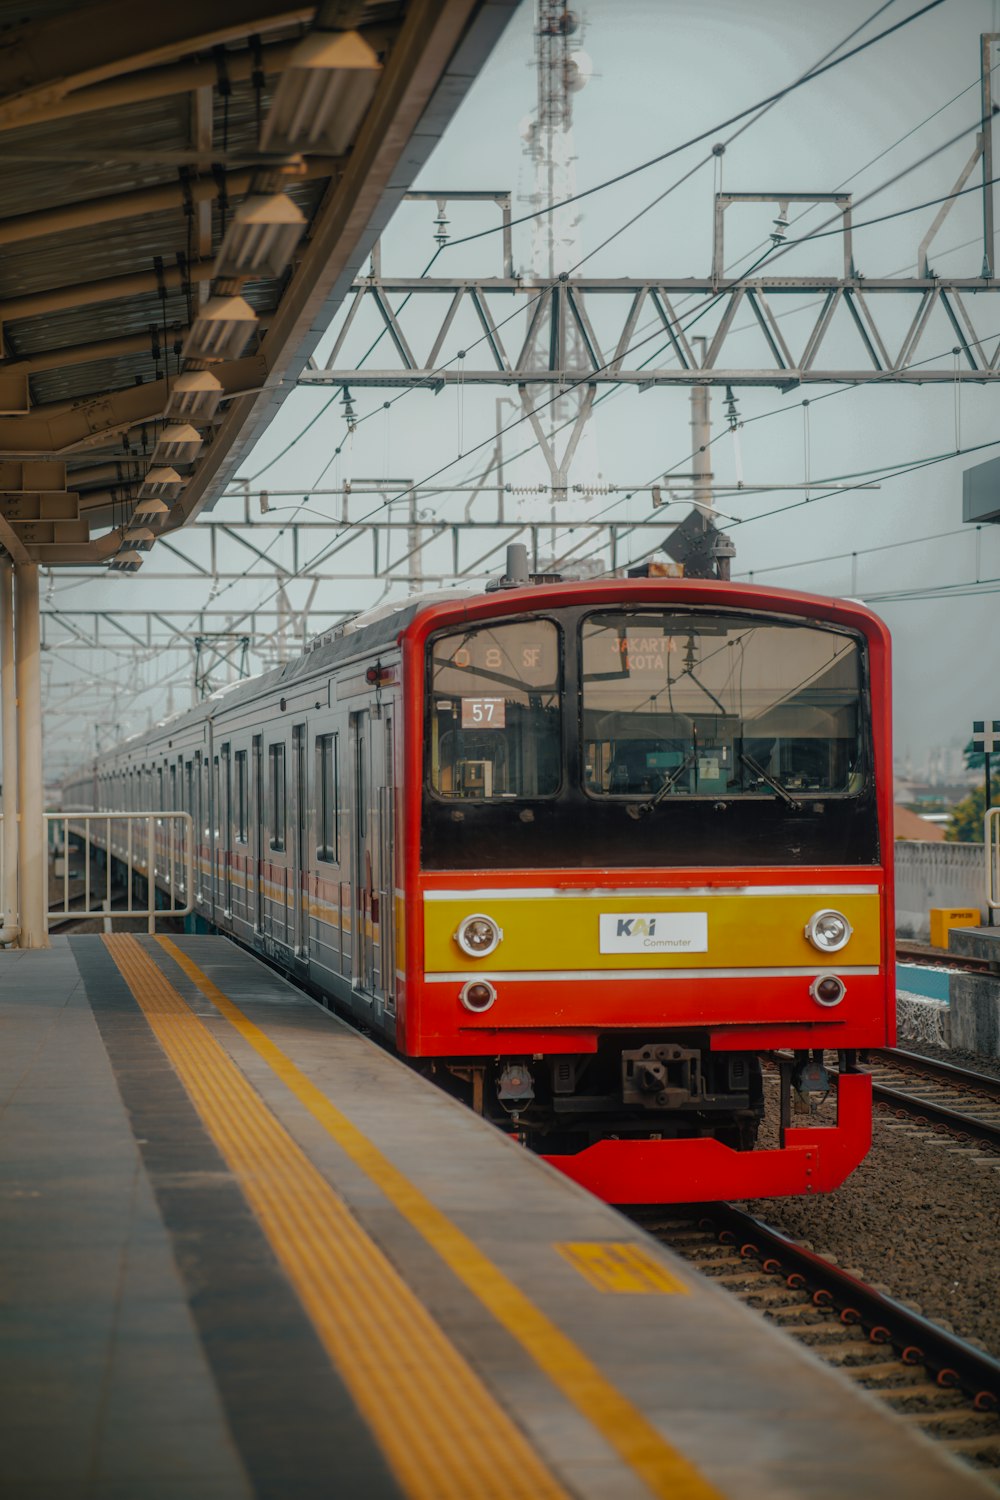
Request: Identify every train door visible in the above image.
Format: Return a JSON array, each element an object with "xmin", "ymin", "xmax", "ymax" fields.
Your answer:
[
  {"xmin": 210, "ymin": 753, "xmax": 221, "ymax": 921},
  {"xmin": 378, "ymin": 709, "xmax": 396, "ymax": 1014},
  {"xmin": 291, "ymin": 723, "xmax": 308, "ymax": 958},
  {"xmin": 221, "ymin": 745, "xmax": 232, "ymax": 918},
  {"xmin": 350, "ymin": 707, "xmax": 394, "ymax": 1007},
  {"xmin": 252, "ymin": 734, "xmax": 264, "ymax": 933},
  {"xmin": 350, "ymin": 711, "xmax": 374, "ymax": 998}
]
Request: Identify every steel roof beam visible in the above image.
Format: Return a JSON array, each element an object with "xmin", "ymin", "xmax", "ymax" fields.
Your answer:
[
  {"xmin": 0, "ymin": 264, "xmax": 214, "ymax": 324},
  {"xmin": 0, "ymin": 156, "xmax": 337, "ymax": 248},
  {"xmin": 0, "ymin": 39, "xmax": 298, "ymax": 135},
  {"xmin": 0, "ymin": 354, "xmax": 266, "ymax": 457},
  {"xmin": 0, "ymin": 2, "xmax": 314, "ymax": 122}
]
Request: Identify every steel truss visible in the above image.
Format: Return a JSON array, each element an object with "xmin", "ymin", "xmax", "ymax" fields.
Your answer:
[
  {"xmin": 302, "ymin": 47, "xmax": 1000, "ymax": 396},
  {"xmin": 302, "ymin": 269, "xmax": 1000, "ymax": 390}
]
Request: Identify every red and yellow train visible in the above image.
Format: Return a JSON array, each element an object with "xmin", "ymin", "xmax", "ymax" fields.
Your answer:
[{"xmin": 65, "ymin": 571, "xmax": 893, "ymax": 1203}]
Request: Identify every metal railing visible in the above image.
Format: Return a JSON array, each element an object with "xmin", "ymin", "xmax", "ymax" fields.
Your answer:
[
  {"xmin": 986, "ymin": 807, "xmax": 1000, "ymax": 912},
  {"xmin": 0, "ymin": 811, "xmax": 196, "ymax": 933}
]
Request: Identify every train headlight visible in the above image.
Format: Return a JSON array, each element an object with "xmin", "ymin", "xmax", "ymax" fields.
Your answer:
[
  {"xmin": 460, "ymin": 979, "xmax": 497, "ymax": 1013},
  {"xmin": 810, "ymin": 974, "xmax": 846, "ymax": 1007},
  {"xmin": 804, "ymin": 909, "xmax": 852, "ymax": 953},
  {"xmin": 455, "ymin": 913, "xmax": 502, "ymax": 958}
]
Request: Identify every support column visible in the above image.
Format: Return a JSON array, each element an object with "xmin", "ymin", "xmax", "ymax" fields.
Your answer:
[
  {"xmin": 15, "ymin": 563, "xmax": 48, "ymax": 949},
  {"xmin": 0, "ymin": 563, "xmax": 18, "ymax": 942}
]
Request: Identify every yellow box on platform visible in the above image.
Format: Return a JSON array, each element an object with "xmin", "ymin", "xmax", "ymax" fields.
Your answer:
[{"xmin": 929, "ymin": 906, "xmax": 980, "ymax": 949}]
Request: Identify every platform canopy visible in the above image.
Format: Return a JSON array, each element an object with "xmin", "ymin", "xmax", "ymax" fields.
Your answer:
[{"xmin": 0, "ymin": 0, "xmax": 513, "ymax": 571}]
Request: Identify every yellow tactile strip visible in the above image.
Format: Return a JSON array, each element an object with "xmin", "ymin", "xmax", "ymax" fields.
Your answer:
[
  {"xmin": 102, "ymin": 933, "xmax": 568, "ymax": 1500},
  {"xmin": 156, "ymin": 935, "xmax": 726, "ymax": 1500},
  {"xmin": 556, "ymin": 1243, "xmax": 690, "ymax": 1295}
]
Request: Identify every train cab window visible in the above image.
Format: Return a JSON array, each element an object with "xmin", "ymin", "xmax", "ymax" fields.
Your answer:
[
  {"xmin": 316, "ymin": 733, "xmax": 339, "ymax": 862},
  {"xmin": 427, "ymin": 619, "xmax": 561, "ymax": 799},
  {"xmin": 234, "ymin": 751, "xmax": 248, "ymax": 842},
  {"xmin": 581, "ymin": 611, "xmax": 865, "ymax": 800},
  {"xmin": 268, "ymin": 743, "xmax": 286, "ymax": 852}
]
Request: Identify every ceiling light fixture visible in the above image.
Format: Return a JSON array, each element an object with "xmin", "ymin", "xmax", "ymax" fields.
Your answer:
[
  {"xmin": 182, "ymin": 295, "xmax": 258, "ymax": 363},
  {"xmin": 123, "ymin": 525, "xmax": 155, "ymax": 552},
  {"xmin": 153, "ymin": 423, "xmax": 204, "ymax": 465},
  {"xmin": 215, "ymin": 192, "xmax": 306, "ymax": 278},
  {"xmin": 260, "ymin": 30, "xmax": 382, "ymax": 156},
  {"xmin": 138, "ymin": 466, "xmax": 185, "ymax": 499},
  {"xmin": 165, "ymin": 370, "xmax": 224, "ymax": 420},
  {"xmin": 132, "ymin": 496, "xmax": 170, "ymax": 517}
]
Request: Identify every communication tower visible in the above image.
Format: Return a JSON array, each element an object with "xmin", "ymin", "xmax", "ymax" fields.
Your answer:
[{"xmin": 519, "ymin": 4, "xmax": 599, "ymax": 504}]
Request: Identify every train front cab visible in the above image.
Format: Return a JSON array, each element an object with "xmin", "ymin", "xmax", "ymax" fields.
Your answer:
[{"xmin": 400, "ymin": 580, "xmax": 892, "ymax": 1205}]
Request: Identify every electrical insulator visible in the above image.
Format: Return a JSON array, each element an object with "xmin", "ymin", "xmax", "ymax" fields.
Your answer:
[
  {"xmin": 770, "ymin": 209, "xmax": 790, "ymax": 245},
  {"xmin": 724, "ymin": 386, "xmax": 739, "ymax": 431}
]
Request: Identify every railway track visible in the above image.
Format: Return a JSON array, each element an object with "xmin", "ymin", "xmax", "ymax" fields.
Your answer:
[
  {"xmin": 897, "ymin": 941, "xmax": 997, "ymax": 977},
  {"xmin": 639, "ymin": 1204, "xmax": 1000, "ymax": 1484},
  {"xmin": 863, "ymin": 1049, "xmax": 1000, "ymax": 1152}
]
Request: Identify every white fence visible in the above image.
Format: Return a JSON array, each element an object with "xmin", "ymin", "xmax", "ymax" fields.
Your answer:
[
  {"xmin": 894, "ymin": 839, "xmax": 987, "ymax": 940},
  {"xmin": 0, "ymin": 811, "xmax": 194, "ymax": 934}
]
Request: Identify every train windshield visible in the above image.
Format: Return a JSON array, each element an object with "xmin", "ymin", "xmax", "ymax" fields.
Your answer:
[
  {"xmin": 428, "ymin": 619, "xmax": 561, "ymax": 798},
  {"xmin": 422, "ymin": 604, "xmax": 877, "ymax": 870},
  {"xmin": 581, "ymin": 612, "xmax": 863, "ymax": 800}
]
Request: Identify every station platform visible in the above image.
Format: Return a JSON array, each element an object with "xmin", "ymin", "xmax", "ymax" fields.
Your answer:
[{"xmin": 0, "ymin": 934, "xmax": 991, "ymax": 1500}]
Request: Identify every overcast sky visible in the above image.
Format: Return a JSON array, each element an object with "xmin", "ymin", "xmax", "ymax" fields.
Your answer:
[{"xmin": 45, "ymin": 0, "xmax": 1000, "ymax": 772}]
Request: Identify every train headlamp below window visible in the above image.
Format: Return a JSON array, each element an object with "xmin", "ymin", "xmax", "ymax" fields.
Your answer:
[
  {"xmin": 460, "ymin": 979, "xmax": 497, "ymax": 1012},
  {"xmin": 810, "ymin": 974, "xmax": 846, "ymax": 1006},
  {"xmin": 455, "ymin": 913, "xmax": 502, "ymax": 957},
  {"xmin": 804, "ymin": 909, "xmax": 852, "ymax": 953}
]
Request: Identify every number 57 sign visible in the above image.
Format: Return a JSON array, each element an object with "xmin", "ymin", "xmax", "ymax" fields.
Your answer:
[{"xmin": 462, "ymin": 696, "xmax": 506, "ymax": 728}]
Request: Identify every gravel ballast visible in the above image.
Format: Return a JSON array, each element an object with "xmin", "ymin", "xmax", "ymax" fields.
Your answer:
[{"xmin": 739, "ymin": 1087, "xmax": 1000, "ymax": 1359}]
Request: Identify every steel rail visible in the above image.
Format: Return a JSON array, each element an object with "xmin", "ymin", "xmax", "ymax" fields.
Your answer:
[
  {"xmin": 662, "ymin": 1203, "xmax": 1000, "ymax": 1413},
  {"xmin": 896, "ymin": 941, "xmax": 997, "ymax": 975},
  {"xmin": 871, "ymin": 1084, "xmax": 1000, "ymax": 1149},
  {"xmin": 870, "ymin": 1047, "xmax": 1000, "ymax": 1100}
]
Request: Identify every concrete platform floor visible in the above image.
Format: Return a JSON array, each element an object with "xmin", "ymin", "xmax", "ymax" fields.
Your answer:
[{"xmin": 0, "ymin": 934, "xmax": 993, "ymax": 1500}]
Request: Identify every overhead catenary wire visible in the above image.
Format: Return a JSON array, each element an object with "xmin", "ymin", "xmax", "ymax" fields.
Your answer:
[
  {"xmin": 441, "ymin": 0, "xmax": 946, "ymax": 250},
  {"xmin": 230, "ymin": 0, "xmax": 929, "ymax": 489},
  {"xmin": 208, "ymin": 140, "xmax": 1000, "ymax": 641},
  {"xmin": 94, "ymin": 0, "xmax": 969, "ymax": 699}
]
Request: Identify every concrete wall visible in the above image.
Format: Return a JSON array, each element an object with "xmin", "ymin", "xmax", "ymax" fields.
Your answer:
[{"xmin": 893, "ymin": 840, "xmax": 987, "ymax": 940}]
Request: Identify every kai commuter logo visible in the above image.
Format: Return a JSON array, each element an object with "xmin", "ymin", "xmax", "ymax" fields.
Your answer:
[
  {"xmin": 615, "ymin": 917, "xmax": 656, "ymax": 939},
  {"xmin": 599, "ymin": 912, "xmax": 708, "ymax": 955}
]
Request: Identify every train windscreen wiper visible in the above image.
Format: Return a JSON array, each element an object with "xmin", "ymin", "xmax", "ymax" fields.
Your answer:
[
  {"xmin": 738, "ymin": 752, "xmax": 802, "ymax": 810},
  {"xmin": 626, "ymin": 753, "xmax": 696, "ymax": 820}
]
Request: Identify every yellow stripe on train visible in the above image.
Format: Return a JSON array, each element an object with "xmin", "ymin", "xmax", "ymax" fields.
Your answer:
[{"xmin": 423, "ymin": 890, "xmax": 881, "ymax": 972}]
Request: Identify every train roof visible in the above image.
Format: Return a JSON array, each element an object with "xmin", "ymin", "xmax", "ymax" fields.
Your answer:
[{"xmin": 66, "ymin": 575, "xmax": 888, "ymax": 777}]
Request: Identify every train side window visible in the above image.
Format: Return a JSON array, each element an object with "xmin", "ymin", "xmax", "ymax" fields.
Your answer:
[
  {"xmin": 316, "ymin": 733, "xmax": 339, "ymax": 863},
  {"xmin": 269, "ymin": 743, "xmax": 286, "ymax": 852},
  {"xmin": 234, "ymin": 751, "xmax": 248, "ymax": 842}
]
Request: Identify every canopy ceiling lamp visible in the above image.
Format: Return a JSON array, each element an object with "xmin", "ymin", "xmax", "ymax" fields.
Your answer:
[
  {"xmin": 153, "ymin": 423, "xmax": 203, "ymax": 465},
  {"xmin": 110, "ymin": 548, "xmax": 143, "ymax": 572},
  {"xmin": 215, "ymin": 192, "xmax": 306, "ymax": 278},
  {"xmin": 165, "ymin": 370, "xmax": 224, "ymax": 420},
  {"xmin": 182, "ymin": 295, "xmax": 258, "ymax": 363},
  {"xmin": 138, "ymin": 466, "xmax": 185, "ymax": 499},
  {"xmin": 123, "ymin": 524, "xmax": 155, "ymax": 552},
  {"xmin": 259, "ymin": 30, "xmax": 382, "ymax": 155},
  {"xmin": 132, "ymin": 495, "xmax": 170, "ymax": 517}
]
